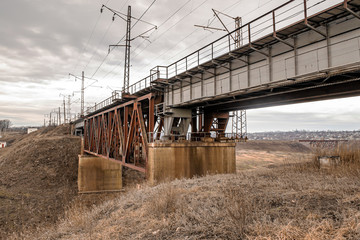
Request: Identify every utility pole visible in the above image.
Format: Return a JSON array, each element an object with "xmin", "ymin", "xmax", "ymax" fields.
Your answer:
[
  {"xmin": 81, "ymin": 71, "xmax": 85, "ymax": 117},
  {"xmin": 58, "ymin": 107, "xmax": 61, "ymax": 125},
  {"xmin": 195, "ymin": 9, "xmax": 243, "ymax": 49},
  {"xmin": 63, "ymin": 99, "xmax": 66, "ymax": 123},
  {"xmin": 43, "ymin": 114, "xmax": 48, "ymax": 127},
  {"xmin": 49, "ymin": 111, "xmax": 52, "ymax": 126},
  {"xmin": 67, "ymin": 95, "xmax": 71, "ymax": 122},
  {"xmin": 61, "ymin": 96, "xmax": 66, "ymax": 123},
  {"xmin": 69, "ymin": 72, "xmax": 89, "ymax": 118},
  {"xmin": 101, "ymin": 5, "xmax": 157, "ymax": 94},
  {"xmin": 123, "ymin": 6, "xmax": 131, "ymax": 93},
  {"xmin": 195, "ymin": 10, "xmax": 247, "ymax": 139},
  {"xmin": 234, "ymin": 17, "xmax": 242, "ymax": 48}
]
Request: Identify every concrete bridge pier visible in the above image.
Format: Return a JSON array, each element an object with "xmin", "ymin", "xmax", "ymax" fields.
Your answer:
[
  {"xmin": 78, "ymin": 155, "xmax": 122, "ymax": 193},
  {"xmin": 147, "ymin": 141, "xmax": 236, "ymax": 185},
  {"xmin": 163, "ymin": 108, "xmax": 192, "ymax": 138}
]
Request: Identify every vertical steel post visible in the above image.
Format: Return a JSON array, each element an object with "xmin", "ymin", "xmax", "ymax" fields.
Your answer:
[
  {"xmin": 123, "ymin": 6, "xmax": 131, "ymax": 93},
  {"xmin": 304, "ymin": 0, "xmax": 308, "ymax": 24},
  {"xmin": 63, "ymin": 97, "xmax": 66, "ymax": 123},
  {"xmin": 149, "ymin": 97, "xmax": 155, "ymax": 133},
  {"xmin": 58, "ymin": 107, "xmax": 61, "ymax": 125},
  {"xmin": 232, "ymin": 110, "xmax": 247, "ymax": 139},
  {"xmin": 81, "ymin": 71, "xmax": 84, "ymax": 117},
  {"xmin": 326, "ymin": 24, "xmax": 331, "ymax": 68},
  {"xmin": 235, "ymin": 17, "xmax": 242, "ymax": 48},
  {"xmin": 67, "ymin": 95, "xmax": 71, "ymax": 122}
]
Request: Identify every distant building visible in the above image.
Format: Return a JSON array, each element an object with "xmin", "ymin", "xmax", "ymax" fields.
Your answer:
[
  {"xmin": 0, "ymin": 141, "xmax": 6, "ymax": 148},
  {"xmin": 27, "ymin": 128, "xmax": 38, "ymax": 134}
]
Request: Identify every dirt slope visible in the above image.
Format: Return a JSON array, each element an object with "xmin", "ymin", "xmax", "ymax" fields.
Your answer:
[{"xmin": 0, "ymin": 125, "xmax": 80, "ymax": 237}]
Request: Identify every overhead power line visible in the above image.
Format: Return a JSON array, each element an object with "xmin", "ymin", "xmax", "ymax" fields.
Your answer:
[
  {"xmin": 84, "ymin": 21, "xmax": 114, "ymax": 70},
  {"xmin": 72, "ymin": 0, "xmax": 113, "ymax": 74},
  {"xmin": 100, "ymin": 0, "xmax": 196, "ymax": 80},
  {"xmin": 72, "ymin": 10, "xmax": 102, "ymax": 74},
  {"xmin": 90, "ymin": 0, "xmax": 158, "ymax": 79},
  {"xmin": 131, "ymin": 0, "xmax": 211, "ymax": 60}
]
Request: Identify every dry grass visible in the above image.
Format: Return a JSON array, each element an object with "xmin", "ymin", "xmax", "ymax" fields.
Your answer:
[
  {"xmin": 313, "ymin": 141, "xmax": 360, "ymax": 176},
  {"xmin": 6, "ymin": 140, "xmax": 360, "ymax": 239},
  {"xmin": 19, "ymin": 158, "xmax": 360, "ymax": 240}
]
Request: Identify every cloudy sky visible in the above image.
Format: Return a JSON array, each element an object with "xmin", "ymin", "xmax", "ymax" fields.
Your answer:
[{"xmin": 0, "ymin": 0, "xmax": 359, "ymax": 132}]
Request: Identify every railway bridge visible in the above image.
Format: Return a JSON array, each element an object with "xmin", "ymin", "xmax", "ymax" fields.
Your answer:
[{"xmin": 78, "ymin": 0, "xmax": 360, "ymax": 191}]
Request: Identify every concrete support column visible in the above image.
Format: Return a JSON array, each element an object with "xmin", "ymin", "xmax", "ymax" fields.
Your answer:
[
  {"xmin": 163, "ymin": 108, "xmax": 192, "ymax": 137},
  {"xmin": 147, "ymin": 142, "xmax": 236, "ymax": 185}
]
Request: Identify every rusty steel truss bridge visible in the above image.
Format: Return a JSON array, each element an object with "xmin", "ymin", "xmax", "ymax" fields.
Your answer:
[{"xmin": 78, "ymin": 0, "xmax": 360, "ymax": 174}]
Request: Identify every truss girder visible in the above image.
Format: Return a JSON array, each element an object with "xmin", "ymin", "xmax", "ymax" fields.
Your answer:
[{"xmin": 84, "ymin": 93, "xmax": 158, "ymax": 173}]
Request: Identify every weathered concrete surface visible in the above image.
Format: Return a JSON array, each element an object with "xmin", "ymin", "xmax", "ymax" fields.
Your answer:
[
  {"xmin": 147, "ymin": 142, "xmax": 236, "ymax": 185},
  {"xmin": 78, "ymin": 155, "xmax": 122, "ymax": 193}
]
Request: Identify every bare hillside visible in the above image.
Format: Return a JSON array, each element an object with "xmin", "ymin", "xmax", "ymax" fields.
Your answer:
[{"xmin": 0, "ymin": 125, "xmax": 80, "ymax": 237}]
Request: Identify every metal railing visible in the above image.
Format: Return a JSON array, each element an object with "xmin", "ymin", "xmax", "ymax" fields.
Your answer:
[
  {"xmin": 123, "ymin": 70, "xmax": 159, "ymax": 95},
  {"xmin": 148, "ymin": 132, "xmax": 247, "ymax": 143},
  {"xmin": 122, "ymin": 0, "xmax": 340, "ymax": 93},
  {"xmin": 86, "ymin": 90, "xmax": 122, "ymax": 115}
]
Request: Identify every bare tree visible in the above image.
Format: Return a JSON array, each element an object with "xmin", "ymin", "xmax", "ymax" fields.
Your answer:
[{"xmin": 0, "ymin": 119, "xmax": 11, "ymax": 132}]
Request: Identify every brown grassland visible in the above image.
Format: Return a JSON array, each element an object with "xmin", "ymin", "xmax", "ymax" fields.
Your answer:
[{"xmin": 1, "ymin": 126, "xmax": 360, "ymax": 239}]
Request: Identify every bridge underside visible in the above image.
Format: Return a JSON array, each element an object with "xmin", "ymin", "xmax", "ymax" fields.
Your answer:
[
  {"xmin": 164, "ymin": 0, "xmax": 360, "ymax": 111},
  {"xmin": 184, "ymin": 67, "xmax": 360, "ymax": 111}
]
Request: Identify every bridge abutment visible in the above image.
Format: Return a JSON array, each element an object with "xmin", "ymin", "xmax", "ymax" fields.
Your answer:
[{"xmin": 78, "ymin": 155, "xmax": 122, "ymax": 193}]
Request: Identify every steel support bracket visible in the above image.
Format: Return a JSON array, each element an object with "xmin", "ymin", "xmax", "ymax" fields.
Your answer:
[
  {"xmin": 151, "ymin": 87, "xmax": 165, "ymax": 92},
  {"xmin": 344, "ymin": 0, "xmax": 360, "ymax": 19},
  {"xmin": 273, "ymin": 33, "xmax": 294, "ymax": 48},
  {"xmin": 175, "ymin": 76, "xmax": 183, "ymax": 82},
  {"xmin": 212, "ymin": 60, "xmax": 231, "ymax": 70},
  {"xmin": 198, "ymin": 66, "xmax": 216, "ymax": 77},
  {"xmin": 186, "ymin": 72, "xmax": 202, "ymax": 81},
  {"xmin": 229, "ymin": 53, "xmax": 249, "ymax": 65},
  {"xmin": 304, "ymin": 21, "xmax": 327, "ymax": 38},
  {"xmin": 250, "ymin": 44, "xmax": 269, "ymax": 57}
]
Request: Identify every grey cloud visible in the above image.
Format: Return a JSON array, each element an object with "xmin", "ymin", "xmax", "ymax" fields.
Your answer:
[{"xmin": 248, "ymin": 108, "xmax": 360, "ymax": 132}]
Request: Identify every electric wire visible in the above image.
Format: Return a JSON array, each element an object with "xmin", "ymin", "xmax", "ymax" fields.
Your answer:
[
  {"xmin": 93, "ymin": 0, "xmax": 272, "ymax": 81},
  {"xmin": 72, "ymin": 0, "xmax": 112, "ymax": 74},
  {"xmin": 109, "ymin": 0, "xmax": 158, "ymax": 53},
  {"xmin": 91, "ymin": 0, "xmax": 157, "ymax": 78},
  {"xmin": 138, "ymin": 0, "xmax": 275, "ymax": 67},
  {"xmin": 144, "ymin": 0, "xmax": 323, "ymax": 73},
  {"xmin": 84, "ymin": 21, "xmax": 114, "ymax": 70},
  {"xmin": 131, "ymin": 0, "xmax": 211, "ymax": 59},
  {"xmin": 96, "ymin": 0, "xmax": 324, "ymax": 85},
  {"xmin": 101, "ymin": 0, "xmax": 196, "ymax": 80},
  {"xmin": 72, "ymin": 13, "xmax": 102, "ymax": 74}
]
